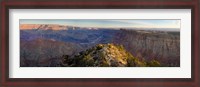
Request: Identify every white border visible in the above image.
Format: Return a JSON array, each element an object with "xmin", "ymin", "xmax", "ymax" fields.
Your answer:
[{"xmin": 9, "ymin": 9, "xmax": 191, "ymax": 78}]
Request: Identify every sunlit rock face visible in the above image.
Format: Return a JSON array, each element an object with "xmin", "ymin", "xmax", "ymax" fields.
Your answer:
[
  {"xmin": 20, "ymin": 24, "xmax": 68, "ymax": 30},
  {"xmin": 113, "ymin": 29, "xmax": 180, "ymax": 67}
]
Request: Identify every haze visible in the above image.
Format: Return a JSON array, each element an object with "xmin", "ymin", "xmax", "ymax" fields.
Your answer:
[{"xmin": 20, "ymin": 19, "xmax": 180, "ymax": 29}]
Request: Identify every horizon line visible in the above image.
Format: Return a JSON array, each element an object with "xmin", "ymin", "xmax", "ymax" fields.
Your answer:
[{"xmin": 20, "ymin": 23, "xmax": 181, "ymax": 29}]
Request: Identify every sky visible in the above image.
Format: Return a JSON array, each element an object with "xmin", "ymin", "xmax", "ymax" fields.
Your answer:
[{"xmin": 20, "ymin": 19, "xmax": 180, "ymax": 29}]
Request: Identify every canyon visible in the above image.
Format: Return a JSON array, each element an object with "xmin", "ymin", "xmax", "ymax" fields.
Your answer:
[{"xmin": 20, "ymin": 24, "xmax": 180, "ymax": 67}]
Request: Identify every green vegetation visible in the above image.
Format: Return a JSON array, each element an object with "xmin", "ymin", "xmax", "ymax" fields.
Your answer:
[
  {"xmin": 96, "ymin": 44, "xmax": 103, "ymax": 50},
  {"xmin": 61, "ymin": 43, "xmax": 162, "ymax": 67},
  {"xmin": 126, "ymin": 52, "xmax": 146, "ymax": 67},
  {"xmin": 101, "ymin": 60, "xmax": 109, "ymax": 67},
  {"xmin": 146, "ymin": 60, "xmax": 161, "ymax": 67},
  {"xmin": 82, "ymin": 55, "xmax": 94, "ymax": 66}
]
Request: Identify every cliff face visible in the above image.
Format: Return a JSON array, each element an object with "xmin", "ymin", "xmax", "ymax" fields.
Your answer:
[
  {"xmin": 20, "ymin": 39, "xmax": 84, "ymax": 67},
  {"xmin": 113, "ymin": 29, "xmax": 180, "ymax": 66}
]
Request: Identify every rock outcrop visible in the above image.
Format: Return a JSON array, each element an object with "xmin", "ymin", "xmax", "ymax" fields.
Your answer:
[
  {"xmin": 113, "ymin": 29, "xmax": 180, "ymax": 66},
  {"xmin": 61, "ymin": 43, "xmax": 161, "ymax": 67}
]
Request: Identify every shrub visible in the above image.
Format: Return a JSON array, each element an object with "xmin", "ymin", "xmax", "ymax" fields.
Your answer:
[
  {"xmin": 147, "ymin": 60, "xmax": 161, "ymax": 67},
  {"xmin": 82, "ymin": 54, "xmax": 94, "ymax": 66},
  {"xmin": 127, "ymin": 56, "xmax": 136, "ymax": 67},
  {"xmin": 96, "ymin": 44, "xmax": 103, "ymax": 50},
  {"xmin": 126, "ymin": 52, "xmax": 147, "ymax": 67},
  {"xmin": 101, "ymin": 60, "xmax": 109, "ymax": 67}
]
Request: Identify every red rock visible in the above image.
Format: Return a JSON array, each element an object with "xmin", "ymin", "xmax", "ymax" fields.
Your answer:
[{"xmin": 20, "ymin": 24, "xmax": 67, "ymax": 30}]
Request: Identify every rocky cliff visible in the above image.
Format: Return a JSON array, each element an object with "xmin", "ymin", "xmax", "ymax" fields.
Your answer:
[{"xmin": 113, "ymin": 29, "xmax": 180, "ymax": 66}]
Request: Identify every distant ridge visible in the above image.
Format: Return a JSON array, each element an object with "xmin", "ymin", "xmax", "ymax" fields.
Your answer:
[
  {"xmin": 20, "ymin": 24, "xmax": 68, "ymax": 30},
  {"xmin": 20, "ymin": 24, "xmax": 180, "ymax": 32}
]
